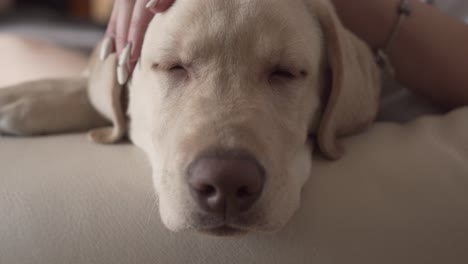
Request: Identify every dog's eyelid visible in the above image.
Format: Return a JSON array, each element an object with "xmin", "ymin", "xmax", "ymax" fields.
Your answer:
[
  {"xmin": 169, "ymin": 64, "xmax": 186, "ymax": 71},
  {"xmin": 272, "ymin": 68, "xmax": 296, "ymax": 79},
  {"xmin": 152, "ymin": 62, "xmax": 190, "ymax": 72},
  {"xmin": 270, "ymin": 66, "xmax": 307, "ymax": 80},
  {"xmin": 151, "ymin": 63, "xmax": 160, "ymax": 70}
]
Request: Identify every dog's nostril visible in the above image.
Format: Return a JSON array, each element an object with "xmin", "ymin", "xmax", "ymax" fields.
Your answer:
[
  {"xmin": 199, "ymin": 184, "xmax": 217, "ymax": 197},
  {"xmin": 187, "ymin": 150, "xmax": 265, "ymax": 217},
  {"xmin": 237, "ymin": 186, "xmax": 251, "ymax": 199}
]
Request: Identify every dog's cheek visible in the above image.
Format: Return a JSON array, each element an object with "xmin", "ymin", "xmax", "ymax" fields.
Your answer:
[
  {"xmin": 155, "ymin": 148, "xmax": 199, "ymax": 232},
  {"xmin": 150, "ymin": 151, "xmax": 165, "ymax": 194},
  {"xmin": 289, "ymin": 143, "xmax": 313, "ymax": 192},
  {"xmin": 157, "ymin": 184, "xmax": 193, "ymax": 232},
  {"xmin": 262, "ymin": 143, "xmax": 313, "ymax": 230},
  {"xmin": 158, "ymin": 196, "xmax": 186, "ymax": 232}
]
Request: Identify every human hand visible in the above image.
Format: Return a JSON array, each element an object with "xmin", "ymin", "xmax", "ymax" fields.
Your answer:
[{"xmin": 103, "ymin": 0, "xmax": 176, "ymax": 85}]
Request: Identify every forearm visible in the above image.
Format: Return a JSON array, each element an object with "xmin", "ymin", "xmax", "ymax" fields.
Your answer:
[{"xmin": 332, "ymin": 0, "xmax": 468, "ymax": 108}]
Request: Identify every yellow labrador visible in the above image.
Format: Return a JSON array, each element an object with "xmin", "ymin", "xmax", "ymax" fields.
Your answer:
[{"xmin": 0, "ymin": 0, "xmax": 380, "ymax": 235}]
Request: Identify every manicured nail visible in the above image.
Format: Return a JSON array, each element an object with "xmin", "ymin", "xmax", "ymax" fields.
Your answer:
[
  {"xmin": 117, "ymin": 65, "xmax": 129, "ymax": 85},
  {"xmin": 145, "ymin": 0, "xmax": 159, "ymax": 9},
  {"xmin": 100, "ymin": 37, "xmax": 114, "ymax": 61},
  {"xmin": 117, "ymin": 42, "xmax": 132, "ymax": 85},
  {"xmin": 118, "ymin": 42, "xmax": 132, "ymax": 67}
]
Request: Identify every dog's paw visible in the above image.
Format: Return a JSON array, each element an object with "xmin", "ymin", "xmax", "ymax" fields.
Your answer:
[
  {"xmin": 0, "ymin": 78, "xmax": 108, "ymax": 137},
  {"xmin": 0, "ymin": 87, "xmax": 46, "ymax": 136},
  {"xmin": 0, "ymin": 84, "xmax": 76, "ymax": 136}
]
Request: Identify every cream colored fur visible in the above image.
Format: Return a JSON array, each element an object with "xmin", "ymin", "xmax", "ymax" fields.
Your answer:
[{"xmin": 0, "ymin": 0, "xmax": 380, "ymax": 233}]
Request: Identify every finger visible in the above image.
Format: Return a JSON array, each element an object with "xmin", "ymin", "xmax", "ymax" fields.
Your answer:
[
  {"xmin": 127, "ymin": 0, "xmax": 155, "ymax": 72},
  {"xmin": 115, "ymin": 0, "xmax": 137, "ymax": 54},
  {"xmin": 105, "ymin": 1, "xmax": 119, "ymax": 38},
  {"xmin": 149, "ymin": 0, "xmax": 176, "ymax": 13}
]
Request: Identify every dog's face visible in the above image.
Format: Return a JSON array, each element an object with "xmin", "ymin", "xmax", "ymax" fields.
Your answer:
[
  {"xmin": 129, "ymin": 0, "xmax": 322, "ymax": 235},
  {"xmin": 122, "ymin": 0, "xmax": 380, "ymax": 235}
]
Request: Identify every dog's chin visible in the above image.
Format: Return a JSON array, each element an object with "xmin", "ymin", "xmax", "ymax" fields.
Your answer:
[
  {"xmin": 199, "ymin": 225, "xmax": 249, "ymax": 237},
  {"xmin": 159, "ymin": 212, "xmax": 259, "ymax": 236}
]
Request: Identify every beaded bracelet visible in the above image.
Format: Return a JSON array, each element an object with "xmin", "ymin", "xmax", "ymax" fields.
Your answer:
[{"xmin": 375, "ymin": 0, "xmax": 412, "ymax": 76}]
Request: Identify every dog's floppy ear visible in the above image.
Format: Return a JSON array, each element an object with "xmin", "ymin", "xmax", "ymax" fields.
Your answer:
[
  {"xmin": 312, "ymin": 0, "xmax": 381, "ymax": 160},
  {"xmin": 87, "ymin": 44, "xmax": 126, "ymax": 144}
]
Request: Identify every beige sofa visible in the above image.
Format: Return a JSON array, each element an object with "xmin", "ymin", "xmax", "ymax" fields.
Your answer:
[{"xmin": 2, "ymin": 104, "xmax": 468, "ymax": 264}]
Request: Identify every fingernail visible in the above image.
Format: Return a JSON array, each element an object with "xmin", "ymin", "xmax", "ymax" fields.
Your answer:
[
  {"xmin": 118, "ymin": 42, "xmax": 132, "ymax": 67},
  {"xmin": 100, "ymin": 37, "xmax": 114, "ymax": 61},
  {"xmin": 117, "ymin": 65, "xmax": 129, "ymax": 85},
  {"xmin": 117, "ymin": 42, "xmax": 132, "ymax": 85},
  {"xmin": 145, "ymin": 0, "xmax": 159, "ymax": 9}
]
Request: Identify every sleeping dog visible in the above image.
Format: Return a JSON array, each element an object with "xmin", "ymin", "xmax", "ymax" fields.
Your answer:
[{"xmin": 0, "ymin": 0, "xmax": 380, "ymax": 236}]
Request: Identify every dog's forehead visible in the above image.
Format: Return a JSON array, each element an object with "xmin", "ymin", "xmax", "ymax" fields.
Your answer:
[
  {"xmin": 163, "ymin": 0, "xmax": 299, "ymax": 30},
  {"xmin": 144, "ymin": 0, "xmax": 321, "ymax": 64}
]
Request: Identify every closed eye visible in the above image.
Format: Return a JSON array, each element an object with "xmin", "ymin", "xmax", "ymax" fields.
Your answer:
[
  {"xmin": 271, "ymin": 68, "xmax": 296, "ymax": 79},
  {"xmin": 269, "ymin": 66, "xmax": 308, "ymax": 82},
  {"xmin": 151, "ymin": 63, "xmax": 190, "ymax": 82},
  {"xmin": 169, "ymin": 64, "xmax": 186, "ymax": 71},
  {"xmin": 151, "ymin": 63, "xmax": 187, "ymax": 72}
]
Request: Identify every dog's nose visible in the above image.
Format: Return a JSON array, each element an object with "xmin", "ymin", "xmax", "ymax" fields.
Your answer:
[{"xmin": 187, "ymin": 151, "xmax": 265, "ymax": 217}]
